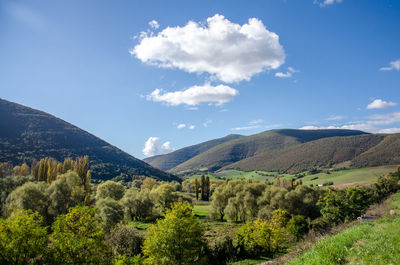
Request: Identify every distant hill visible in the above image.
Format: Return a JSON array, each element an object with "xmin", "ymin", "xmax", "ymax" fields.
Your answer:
[
  {"xmin": 144, "ymin": 134, "xmax": 243, "ymax": 171},
  {"xmin": 166, "ymin": 129, "xmax": 368, "ymax": 173},
  {"xmin": 0, "ymin": 99, "xmax": 179, "ymax": 182},
  {"xmin": 224, "ymin": 134, "xmax": 391, "ymax": 173}
]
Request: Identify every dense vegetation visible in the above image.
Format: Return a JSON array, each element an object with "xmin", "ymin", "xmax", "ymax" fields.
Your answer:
[
  {"xmin": 1, "ymin": 154, "xmax": 399, "ymax": 264},
  {"xmin": 0, "ymin": 99, "xmax": 178, "ymax": 182}
]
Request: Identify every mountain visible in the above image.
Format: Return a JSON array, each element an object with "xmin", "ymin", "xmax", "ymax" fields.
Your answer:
[
  {"xmin": 0, "ymin": 99, "xmax": 179, "ymax": 182},
  {"xmin": 224, "ymin": 133, "xmax": 391, "ymax": 173},
  {"xmin": 144, "ymin": 134, "xmax": 243, "ymax": 171},
  {"xmin": 164, "ymin": 129, "xmax": 368, "ymax": 173}
]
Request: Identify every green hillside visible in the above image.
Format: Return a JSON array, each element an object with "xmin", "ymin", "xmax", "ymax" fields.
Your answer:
[
  {"xmin": 0, "ymin": 99, "xmax": 178, "ymax": 182},
  {"xmin": 169, "ymin": 129, "xmax": 368, "ymax": 173},
  {"xmin": 144, "ymin": 134, "xmax": 243, "ymax": 170},
  {"xmin": 225, "ymin": 134, "xmax": 388, "ymax": 173}
]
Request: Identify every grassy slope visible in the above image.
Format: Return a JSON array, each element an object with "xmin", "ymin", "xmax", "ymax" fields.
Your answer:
[
  {"xmin": 225, "ymin": 134, "xmax": 387, "ymax": 173},
  {"xmin": 288, "ymin": 192, "xmax": 400, "ymax": 265},
  {"xmin": 144, "ymin": 134, "xmax": 243, "ymax": 171},
  {"xmin": 0, "ymin": 99, "xmax": 178, "ymax": 182},
  {"xmin": 170, "ymin": 129, "xmax": 367, "ymax": 174},
  {"xmin": 300, "ymin": 165, "xmax": 397, "ymax": 186}
]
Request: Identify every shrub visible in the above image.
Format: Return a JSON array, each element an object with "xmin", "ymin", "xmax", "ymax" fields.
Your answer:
[{"xmin": 107, "ymin": 226, "xmax": 144, "ymax": 257}]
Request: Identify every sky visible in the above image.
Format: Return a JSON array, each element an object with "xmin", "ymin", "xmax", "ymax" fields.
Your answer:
[{"xmin": 1, "ymin": 0, "xmax": 400, "ymax": 159}]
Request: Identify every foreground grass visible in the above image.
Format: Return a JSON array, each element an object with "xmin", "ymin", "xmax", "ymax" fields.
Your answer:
[{"xmin": 288, "ymin": 192, "xmax": 400, "ymax": 265}]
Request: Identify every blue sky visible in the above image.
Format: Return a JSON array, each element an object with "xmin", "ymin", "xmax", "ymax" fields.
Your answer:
[{"xmin": 1, "ymin": 0, "xmax": 400, "ymax": 159}]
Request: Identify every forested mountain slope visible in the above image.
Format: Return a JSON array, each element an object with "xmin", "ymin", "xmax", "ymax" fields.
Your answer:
[{"xmin": 0, "ymin": 99, "xmax": 178, "ymax": 181}]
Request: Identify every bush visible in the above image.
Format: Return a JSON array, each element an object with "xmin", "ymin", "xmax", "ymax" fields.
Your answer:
[
  {"xmin": 107, "ymin": 226, "xmax": 144, "ymax": 258},
  {"xmin": 286, "ymin": 215, "xmax": 309, "ymax": 240},
  {"xmin": 208, "ymin": 236, "xmax": 237, "ymax": 264}
]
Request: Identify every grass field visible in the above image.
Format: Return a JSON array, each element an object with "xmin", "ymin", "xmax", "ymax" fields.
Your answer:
[
  {"xmin": 300, "ymin": 165, "xmax": 397, "ymax": 187},
  {"xmin": 192, "ymin": 204, "xmax": 210, "ymax": 219},
  {"xmin": 186, "ymin": 166, "xmax": 398, "ymax": 188},
  {"xmin": 288, "ymin": 192, "xmax": 400, "ymax": 265}
]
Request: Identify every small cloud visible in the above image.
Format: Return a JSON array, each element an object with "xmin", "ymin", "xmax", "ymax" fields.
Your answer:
[
  {"xmin": 249, "ymin": 119, "xmax": 264, "ymax": 125},
  {"xmin": 314, "ymin": 0, "xmax": 343, "ymax": 7},
  {"xmin": 189, "ymin": 125, "xmax": 195, "ymax": 130},
  {"xmin": 203, "ymin": 120, "xmax": 212, "ymax": 127},
  {"xmin": 380, "ymin": 59, "xmax": 400, "ymax": 71},
  {"xmin": 275, "ymin": 66, "xmax": 299, "ymax": 78},
  {"xmin": 142, "ymin": 137, "xmax": 173, "ymax": 157},
  {"xmin": 367, "ymin": 99, "xmax": 397, "ymax": 110},
  {"xmin": 148, "ymin": 20, "xmax": 160, "ymax": 29},
  {"xmin": 231, "ymin": 125, "xmax": 262, "ymax": 131},
  {"xmin": 146, "ymin": 83, "xmax": 238, "ymax": 106},
  {"xmin": 177, "ymin": 124, "xmax": 186, "ymax": 129},
  {"xmin": 326, "ymin": 115, "xmax": 345, "ymax": 121}
]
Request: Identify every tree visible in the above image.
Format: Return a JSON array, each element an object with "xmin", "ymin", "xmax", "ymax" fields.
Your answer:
[
  {"xmin": 201, "ymin": 174, "xmax": 206, "ymax": 200},
  {"xmin": 141, "ymin": 177, "xmax": 159, "ymax": 190},
  {"xmin": 194, "ymin": 179, "xmax": 199, "ymax": 200},
  {"xmin": 46, "ymin": 171, "xmax": 85, "ymax": 219},
  {"xmin": 142, "ymin": 201, "xmax": 206, "ymax": 265},
  {"xmin": 50, "ymin": 206, "xmax": 110, "ymax": 264},
  {"xmin": 0, "ymin": 210, "xmax": 48, "ymax": 265},
  {"xmin": 96, "ymin": 198, "xmax": 124, "ymax": 230},
  {"xmin": 0, "ymin": 175, "xmax": 34, "ymax": 216},
  {"xmin": 96, "ymin": 180, "xmax": 125, "ymax": 201},
  {"xmin": 121, "ymin": 188, "xmax": 153, "ymax": 221},
  {"xmin": 5, "ymin": 182, "xmax": 49, "ymax": 220},
  {"xmin": 150, "ymin": 184, "xmax": 178, "ymax": 213}
]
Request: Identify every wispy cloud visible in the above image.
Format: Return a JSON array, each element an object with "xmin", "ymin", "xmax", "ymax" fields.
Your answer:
[
  {"xmin": 314, "ymin": 0, "xmax": 343, "ymax": 7},
  {"xmin": 300, "ymin": 112, "xmax": 400, "ymax": 133},
  {"xmin": 275, "ymin": 66, "xmax": 299, "ymax": 78},
  {"xmin": 326, "ymin": 115, "xmax": 346, "ymax": 121},
  {"xmin": 380, "ymin": 59, "xmax": 400, "ymax": 71},
  {"xmin": 203, "ymin": 120, "xmax": 212, "ymax": 127},
  {"xmin": 148, "ymin": 20, "xmax": 159, "ymax": 29},
  {"xmin": 177, "ymin": 124, "xmax": 186, "ymax": 129}
]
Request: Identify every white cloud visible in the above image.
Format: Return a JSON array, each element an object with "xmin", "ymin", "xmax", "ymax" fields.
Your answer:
[
  {"xmin": 146, "ymin": 83, "xmax": 238, "ymax": 106},
  {"xmin": 177, "ymin": 124, "xmax": 186, "ymax": 129},
  {"xmin": 275, "ymin": 66, "xmax": 299, "ymax": 78},
  {"xmin": 148, "ymin": 20, "xmax": 159, "ymax": 29},
  {"xmin": 367, "ymin": 99, "xmax": 397, "ymax": 109},
  {"xmin": 189, "ymin": 125, "xmax": 195, "ymax": 130},
  {"xmin": 142, "ymin": 137, "xmax": 173, "ymax": 157},
  {"xmin": 326, "ymin": 115, "xmax": 345, "ymax": 121},
  {"xmin": 203, "ymin": 120, "xmax": 212, "ymax": 127},
  {"xmin": 314, "ymin": 0, "xmax": 343, "ymax": 7},
  {"xmin": 275, "ymin": 72, "xmax": 292, "ymax": 78},
  {"xmin": 231, "ymin": 125, "xmax": 262, "ymax": 131},
  {"xmin": 367, "ymin": 112, "xmax": 400, "ymax": 125},
  {"xmin": 132, "ymin": 14, "xmax": 285, "ymax": 83},
  {"xmin": 380, "ymin": 59, "xmax": 400, "ymax": 71},
  {"xmin": 378, "ymin": 128, "xmax": 400, "ymax": 134},
  {"xmin": 249, "ymin": 119, "xmax": 264, "ymax": 125},
  {"xmin": 300, "ymin": 112, "xmax": 400, "ymax": 133}
]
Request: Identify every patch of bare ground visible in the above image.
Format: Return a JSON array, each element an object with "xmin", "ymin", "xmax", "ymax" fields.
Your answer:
[{"xmin": 333, "ymin": 182, "xmax": 369, "ymax": 189}]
